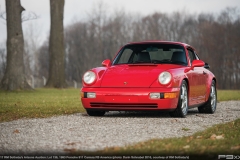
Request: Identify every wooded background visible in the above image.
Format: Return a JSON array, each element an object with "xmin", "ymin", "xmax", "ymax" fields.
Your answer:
[{"xmin": 0, "ymin": 3, "xmax": 239, "ymax": 89}]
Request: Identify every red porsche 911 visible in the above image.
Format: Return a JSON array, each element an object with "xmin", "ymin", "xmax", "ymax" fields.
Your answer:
[{"xmin": 80, "ymin": 41, "xmax": 217, "ymax": 118}]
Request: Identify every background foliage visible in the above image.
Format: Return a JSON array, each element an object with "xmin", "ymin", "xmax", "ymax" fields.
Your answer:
[{"xmin": 0, "ymin": 6, "xmax": 240, "ymax": 89}]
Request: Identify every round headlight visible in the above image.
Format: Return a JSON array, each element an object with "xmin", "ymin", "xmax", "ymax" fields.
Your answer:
[
  {"xmin": 83, "ymin": 71, "xmax": 96, "ymax": 84},
  {"xmin": 159, "ymin": 71, "xmax": 172, "ymax": 85}
]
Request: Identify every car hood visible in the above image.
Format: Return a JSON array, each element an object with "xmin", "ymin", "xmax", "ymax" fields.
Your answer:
[{"xmin": 100, "ymin": 64, "xmax": 180, "ymax": 87}]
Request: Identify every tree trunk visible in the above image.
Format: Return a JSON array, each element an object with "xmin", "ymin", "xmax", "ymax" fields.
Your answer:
[
  {"xmin": 0, "ymin": 0, "xmax": 32, "ymax": 91},
  {"xmin": 46, "ymin": 0, "xmax": 67, "ymax": 88}
]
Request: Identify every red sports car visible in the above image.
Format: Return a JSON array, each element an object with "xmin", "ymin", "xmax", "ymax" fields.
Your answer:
[{"xmin": 80, "ymin": 41, "xmax": 217, "ymax": 117}]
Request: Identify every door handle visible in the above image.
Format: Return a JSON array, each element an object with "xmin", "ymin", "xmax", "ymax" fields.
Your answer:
[{"xmin": 203, "ymin": 71, "xmax": 207, "ymax": 75}]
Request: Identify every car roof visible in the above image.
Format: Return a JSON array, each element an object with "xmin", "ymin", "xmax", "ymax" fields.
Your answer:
[{"xmin": 126, "ymin": 40, "xmax": 191, "ymax": 48}]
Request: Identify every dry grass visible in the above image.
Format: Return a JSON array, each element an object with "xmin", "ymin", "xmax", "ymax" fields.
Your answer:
[
  {"xmin": 0, "ymin": 89, "xmax": 239, "ymax": 122},
  {"xmin": 74, "ymin": 119, "xmax": 240, "ymax": 158},
  {"xmin": 0, "ymin": 88, "xmax": 84, "ymax": 122},
  {"xmin": 217, "ymin": 90, "xmax": 240, "ymax": 101},
  {"xmin": 0, "ymin": 88, "xmax": 239, "ymax": 157}
]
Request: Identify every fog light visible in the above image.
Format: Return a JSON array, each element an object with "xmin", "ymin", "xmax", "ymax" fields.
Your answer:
[
  {"xmin": 164, "ymin": 93, "xmax": 177, "ymax": 99},
  {"xmin": 150, "ymin": 93, "xmax": 160, "ymax": 99},
  {"xmin": 87, "ymin": 92, "xmax": 96, "ymax": 98}
]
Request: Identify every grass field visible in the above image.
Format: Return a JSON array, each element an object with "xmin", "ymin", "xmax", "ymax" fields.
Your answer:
[
  {"xmin": 0, "ymin": 89, "xmax": 240, "ymax": 122},
  {"xmin": 75, "ymin": 119, "xmax": 240, "ymax": 157},
  {"xmin": 0, "ymin": 88, "xmax": 84, "ymax": 122},
  {"xmin": 217, "ymin": 90, "xmax": 240, "ymax": 101},
  {"xmin": 0, "ymin": 88, "xmax": 240, "ymax": 157}
]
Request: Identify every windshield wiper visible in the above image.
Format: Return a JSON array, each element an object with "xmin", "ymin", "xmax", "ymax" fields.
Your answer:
[
  {"xmin": 128, "ymin": 61, "xmax": 157, "ymax": 66},
  {"xmin": 132, "ymin": 61, "xmax": 153, "ymax": 64},
  {"xmin": 171, "ymin": 61, "xmax": 187, "ymax": 65},
  {"xmin": 151, "ymin": 60, "xmax": 172, "ymax": 64}
]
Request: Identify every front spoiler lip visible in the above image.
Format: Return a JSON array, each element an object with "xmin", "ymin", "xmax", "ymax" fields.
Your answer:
[
  {"xmin": 86, "ymin": 108, "xmax": 176, "ymax": 112},
  {"xmin": 81, "ymin": 87, "xmax": 180, "ymax": 110}
]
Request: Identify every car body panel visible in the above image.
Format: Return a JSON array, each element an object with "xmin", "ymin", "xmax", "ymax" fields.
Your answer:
[
  {"xmin": 81, "ymin": 41, "xmax": 216, "ymax": 112},
  {"xmin": 81, "ymin": 87, "xmax": 180, "ymax": 110},
  {"xmin": 101, "ymin": 64, "xmax": 183, "ymax": 88}
]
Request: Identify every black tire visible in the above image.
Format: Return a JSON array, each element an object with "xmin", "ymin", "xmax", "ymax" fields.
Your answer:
[
  {"xmin": 169, "ymin": 80, "xmax": 188, "ymax": 118},
  {"xmin": 86, "ymin": 110, "xmax": 106, "ymax": 116},
  {"xmin": 198, "ymin": 80, "xmax": 217, "ymax": 114}
]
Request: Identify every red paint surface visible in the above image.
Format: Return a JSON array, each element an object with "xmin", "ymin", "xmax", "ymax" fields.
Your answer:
[{"xmin": 81, "ymin": 41, "xmax": 216, "ymax": 111}]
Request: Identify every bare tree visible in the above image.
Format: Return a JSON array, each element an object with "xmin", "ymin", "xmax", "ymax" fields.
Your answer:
[
  {"xmin": 23, "ymin": 21, "xmax": 43, "ymax": 81},
  {"xmin": 46, "ymin": 0, "xmax": 67, "ymax": 88},
  {"xmin": 37, "ymin": 41, "xmax": 49, "ymax": 80},
  {"xmin": 0, "ymin": 44, "xmax": 6, "ymax": 79},
  {"xmin": 0, "ymin": 0, "xmax": 31, "ymax": 90},
  {"xmin": 37, "ymin": 6, "xmax": 240, "ymax": 89}
]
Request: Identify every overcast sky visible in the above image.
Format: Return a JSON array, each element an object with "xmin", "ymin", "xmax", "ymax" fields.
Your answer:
[{"xmin": 0, "ymin": 0, "xmax": 240, "ymax": 45}]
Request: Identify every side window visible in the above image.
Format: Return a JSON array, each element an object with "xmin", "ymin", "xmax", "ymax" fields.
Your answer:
[{"xmin": 187, "ymin": 49, "xmax": 196, "ymax": 65}]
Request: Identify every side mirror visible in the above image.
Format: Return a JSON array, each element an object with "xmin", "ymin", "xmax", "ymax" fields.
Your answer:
[
  {"xmin": 204, "ymin": 62, "xmax": 210, "ymax": 69},
  {"xmin": 102, "ymin": 59, "xmax": 111, "ymax": 67},
  {"xmin": 192, "ymin": 60, "xmax": 205, "ymax": 68}
]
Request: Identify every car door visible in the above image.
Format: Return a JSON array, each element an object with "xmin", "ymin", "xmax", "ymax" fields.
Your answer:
[{"xmin": 187, "ymin": 48, "xmax": 207, "ymax": 105}]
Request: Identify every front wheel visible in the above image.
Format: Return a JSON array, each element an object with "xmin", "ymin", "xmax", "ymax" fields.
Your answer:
[
  {"xmin": 198, "ymin": 80, "xmax": 217, "ymax": 114},
  {"xmin": 86, "ymin": 110, "xmax": 106, "ymax": 116},
  {"xmin": 169, "ymin": 80, "xmax": 188, "ymax": 118}
]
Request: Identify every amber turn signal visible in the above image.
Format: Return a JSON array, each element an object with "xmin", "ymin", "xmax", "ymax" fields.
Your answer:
[{"xmin": 164, "ymin": 93, "xmax": 177, "ymax": 99}]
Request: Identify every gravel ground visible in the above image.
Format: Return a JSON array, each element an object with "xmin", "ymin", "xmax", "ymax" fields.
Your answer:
[{"xmin": 0, "ymin": 101, "xmax": 240, "ymax": 155}]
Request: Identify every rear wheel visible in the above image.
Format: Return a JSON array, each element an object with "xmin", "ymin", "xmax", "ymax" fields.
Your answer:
[
  {"xmin": 86, "ymin": 110, "xmax": 106, "ymax": 116},
  {"xmin": 198, "ymin": 80, "xmax": 217, "ymax": 113},
  {"xmin": 169, "ymin": 80, "xmax": 188, "ymax": 118}
]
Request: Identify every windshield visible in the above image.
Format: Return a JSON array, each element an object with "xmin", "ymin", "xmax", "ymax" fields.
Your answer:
[{"xmin": 113, "ymin": 43, "xmax": 187, "ymax": 65}]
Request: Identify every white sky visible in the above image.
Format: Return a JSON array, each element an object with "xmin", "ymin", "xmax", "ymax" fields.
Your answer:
[{"xmin": 0, "ymin": 0, "xmax": 240, "ymax": 45}]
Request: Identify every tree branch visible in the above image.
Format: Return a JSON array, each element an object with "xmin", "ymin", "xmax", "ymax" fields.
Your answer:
[
  {"xmin": 0, "ymin": 11, "xmax": 39, "ymax": 23},
  {"xmin": 0, "ymin": 11, "xmax": 6, "ymax": 20},
  {"xmin": 21, "ymin": 11, "xmax": 39, "ymax": 22}
]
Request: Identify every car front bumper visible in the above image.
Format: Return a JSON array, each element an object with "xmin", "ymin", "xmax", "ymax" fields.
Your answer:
[{"xmin": 81, "ymin": 87, "xmax": 180, "ymax": 111}]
